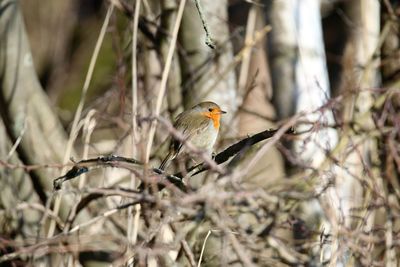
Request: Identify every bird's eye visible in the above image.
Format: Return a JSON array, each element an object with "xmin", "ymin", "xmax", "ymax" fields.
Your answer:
[{"xmin": 208, "ymin": 108, "xmax": 213, "ymax": 112}]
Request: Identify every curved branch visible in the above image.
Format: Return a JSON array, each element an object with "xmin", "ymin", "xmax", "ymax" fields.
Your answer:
[{"xmin": 53, "ymin": 127, "xmax": 295, "ymax": 191}]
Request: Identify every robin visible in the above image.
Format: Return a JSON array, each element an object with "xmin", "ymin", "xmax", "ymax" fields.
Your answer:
[{"xmin": 159, "ymin": 101, "xmax": 226, "ymax": 170}]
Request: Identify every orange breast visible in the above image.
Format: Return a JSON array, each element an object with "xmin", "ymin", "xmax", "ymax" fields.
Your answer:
[
  {"xmin": 210, "ymin": 113, "xmax": 221, "ymax": 129},
  {"xmin": 203, "ymin": 111, "xmax": 221, "ymax": 129}
]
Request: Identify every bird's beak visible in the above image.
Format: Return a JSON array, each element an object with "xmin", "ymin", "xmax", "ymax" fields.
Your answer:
[{"xmin": 220, "ymin": 110, "xmax": 227, "ymax": 114}]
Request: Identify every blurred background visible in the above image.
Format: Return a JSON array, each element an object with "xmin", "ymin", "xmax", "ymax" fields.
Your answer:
[{"xmin": 1, "ymin": 0, "xmax": 400, "ymax": 266}]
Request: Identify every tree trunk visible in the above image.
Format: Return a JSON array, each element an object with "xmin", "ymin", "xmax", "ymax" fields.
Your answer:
[
  {"xmin": 178, "ymin": 0, "xmax": 237, "ymax": 116},
  {"xmin": 0, "ymin": 0, "xmax": 90, "ymax": 246},
  {"xmin": 338, "ymin": 0, "xmax": 384, "ymax": 265},
  {"xmin": 267, "ymin": 0, "xmax": 339, "ymax": 264}
]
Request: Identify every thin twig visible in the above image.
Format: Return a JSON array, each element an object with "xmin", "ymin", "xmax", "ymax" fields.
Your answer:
[
  {"xmin": 53, "ymin": 155, "xmax": 143, "ymax": 190},
  {"xmin": 197, "ymin": 230, "xmax": 213, "ymax": 267},
  {"xmin": 193, "ymin": 0, "xmax": 216, "ymax": 49},
  {"xmin": 197, "ymin": 25, "xmax": 271, "ymax": 102},
  {"xmin": 47, "ymin": 4, "xmax": 115, "ymax": 239},
  {"xmin": 79, "ymin": 109, "xmax": 97, "ymax": 189},
  {"xmin": 127, "ymin": 0, "xmax": 141, "ymax": 247},
  {"xmin": 6, "ymin": 117, "xmax": 26, "ymax": 160},
  {"xmin": 144, "ymin": 0, "xmax": 187, "ymax": 163},
  {"xmin": 180, "ymin": 239, "xmax": 196, "ymax": 267},
  {"xmin": 237, "ymin": 5, "xmax": 257, "ymax": 95}
]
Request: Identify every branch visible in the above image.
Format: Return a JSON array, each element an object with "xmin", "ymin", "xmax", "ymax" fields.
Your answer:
[
  {"xmin": 181, "ymin": 127, "xmax": 295, "ymax": 176},
  {"xmin": 109, "ymin": 0, "xmax": 157, "ymax": 43},
  {"xmin": 193, "ymin": 0, "xmax": 216, "ymax": 49},
  {"xmin": 53, "ymin": 155, "xmax": 142, "ymax": 190},
  {"xmin": 53, "ymin": 127, "xmax": 295, "ymax": 191}
]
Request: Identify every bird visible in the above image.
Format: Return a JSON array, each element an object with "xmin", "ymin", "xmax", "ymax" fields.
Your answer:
[{"xmin": 159, "ymin": 101, "xmax": 226, "ymax": 170}]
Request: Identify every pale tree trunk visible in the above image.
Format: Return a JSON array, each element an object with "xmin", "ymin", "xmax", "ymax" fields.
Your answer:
[
  {"xmin": 178, "ymin": 0, "xmax": 237, "ymax": 117},
  {"xmin": 0, "ymin": 1, "xmax": 68, "ymax": 188},
  {"xmin": 267, "ymin": 0, "xmax": 340, "ymax": 264},
  {"xmin": 0, "ymin": 0, "xmax": 92, "ymax": 262},
  {"xmin": 0, "ymin": 119, "xmax": 43, "ymax": 239},
  {"xmin": 339, "ymin": 0, "xmax": 384, "ymax": 265},
  {"xmin": 268, "ymin": 0, "xmax": 337, "ymax": 164},
  {"xmin": 267, "ymin": 0, "xmax": 297, "ymax": 120},
  {"xmin": 20, "ymin": 0, "xmax": 76, "ymax": 100}
]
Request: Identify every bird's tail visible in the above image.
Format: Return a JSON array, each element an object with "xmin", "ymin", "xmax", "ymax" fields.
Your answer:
[{"xmin": 159, "ymin": 151, "xmax": 174, "ymax": 170}]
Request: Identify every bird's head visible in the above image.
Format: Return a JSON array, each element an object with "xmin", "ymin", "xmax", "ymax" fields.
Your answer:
[{"xmin": 192, "ymin": 101, "xmax": 226, "ymax": 129}]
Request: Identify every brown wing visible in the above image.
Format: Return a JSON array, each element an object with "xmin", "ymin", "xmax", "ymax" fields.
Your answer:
[
  {"xmin": 159, "ymin": 112, "xmax": 209, "ymax": 170},
  {"xmin": 172, "ymin": 112, "xmax": 209, "ymax": 154}
]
